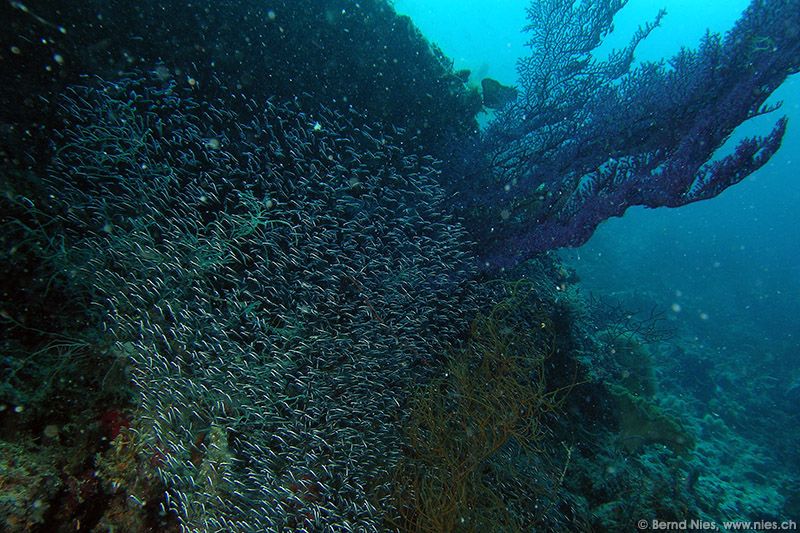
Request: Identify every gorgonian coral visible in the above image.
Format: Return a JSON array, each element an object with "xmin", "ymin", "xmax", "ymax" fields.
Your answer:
[{"xmin": 455, "ymin": 0, "xmax": 799, "ymax": 270}]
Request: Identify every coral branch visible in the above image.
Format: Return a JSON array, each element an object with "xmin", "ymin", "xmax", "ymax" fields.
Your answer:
[{"xmin": 455, "ymin": 0, "xmax": 800, "ymax": 270}]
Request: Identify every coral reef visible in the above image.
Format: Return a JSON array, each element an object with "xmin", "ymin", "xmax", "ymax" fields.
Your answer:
[
  {"xmin": 0, "ymin": 364, "xmax": 176, "ymax": 531},
  {"xmin": 598, "ymin": 330, "xmax": 657, "ymax": 398},
  {"xmin": 552, "ymin": 289, "xmax": 798, "ymax": 531},
  {"xmin": 0, "ymin": 440, "xmax": 60, "ymax": 531},
  {"xmin": 1, "ymin": 186, "xmax": 174, "ymax": 530},
  {"xmin": 607, "ymin": 384, "xmax": 694, "ymax": 455},
  {"xmin": 1, "ymin": 0, "xmax": 797, "ymax": 530}
]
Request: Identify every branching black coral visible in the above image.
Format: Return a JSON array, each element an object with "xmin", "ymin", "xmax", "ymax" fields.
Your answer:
[{"xmin": 391, "ymin": 281, "xmax": 577, "ymax": 532}]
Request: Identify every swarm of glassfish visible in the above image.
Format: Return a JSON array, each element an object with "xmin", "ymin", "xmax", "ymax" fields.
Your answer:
[{"xmin": 47, "ymin": 72, "xmax": 479, "ymax": 531}]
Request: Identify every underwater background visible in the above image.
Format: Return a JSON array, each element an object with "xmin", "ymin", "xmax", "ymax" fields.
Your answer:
[{"xmin": 1, "ymin": 0, "xmax": 798, "ymax": 531}]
